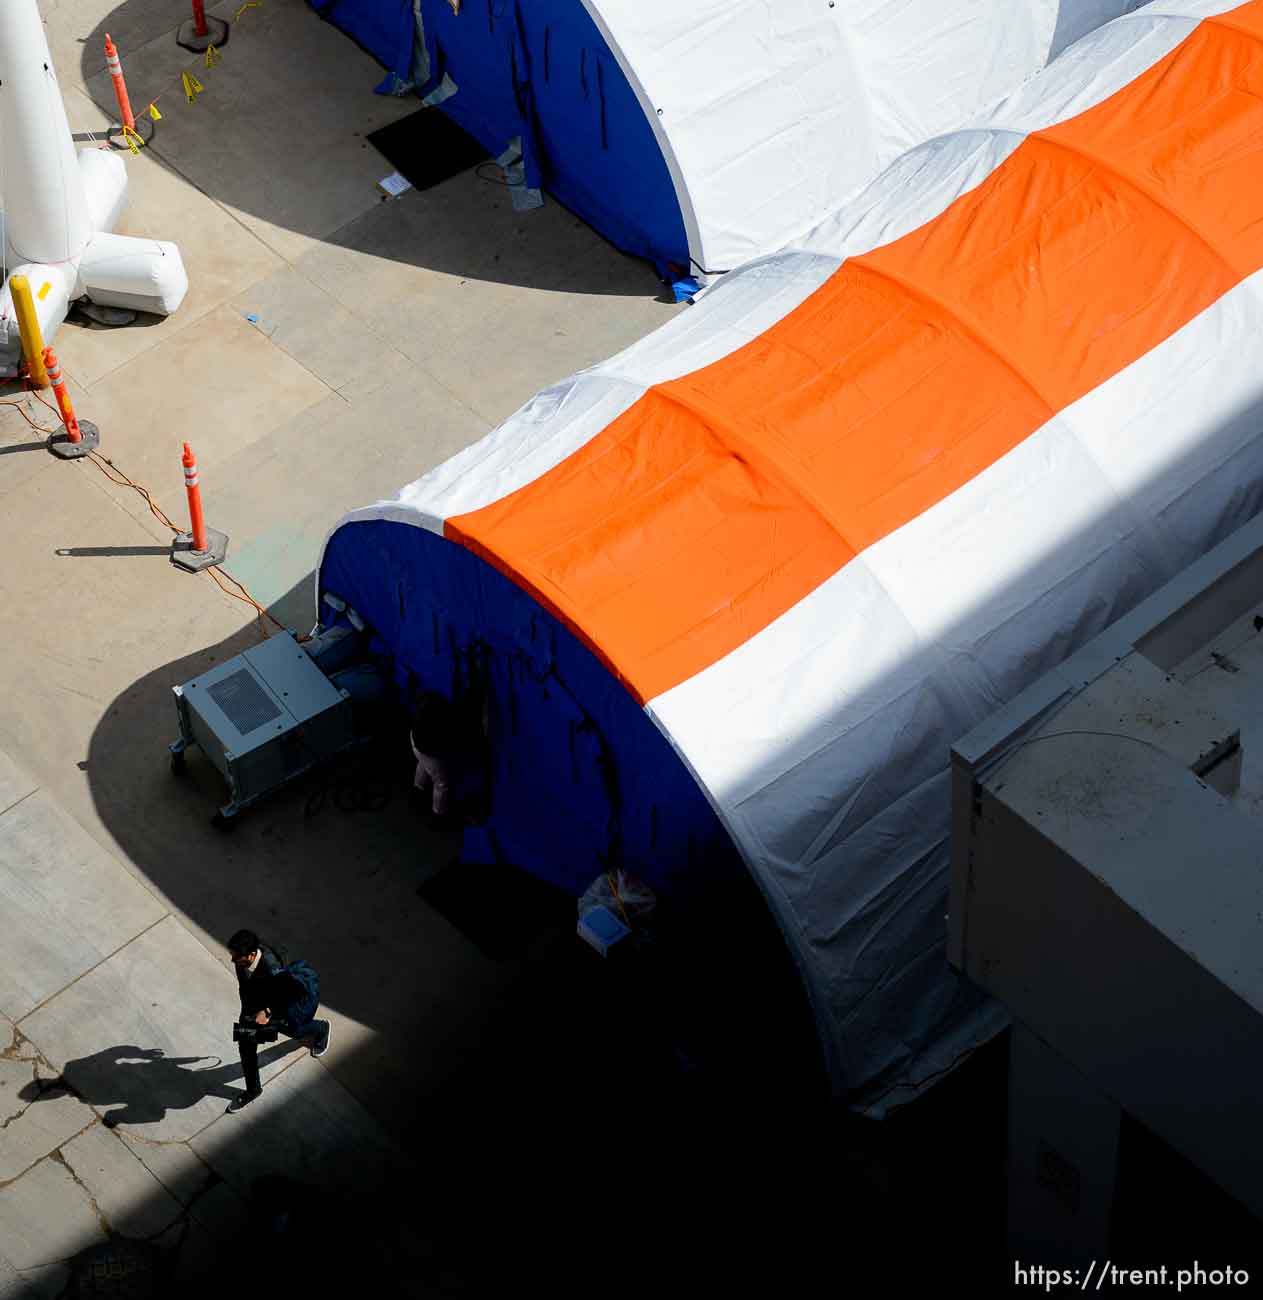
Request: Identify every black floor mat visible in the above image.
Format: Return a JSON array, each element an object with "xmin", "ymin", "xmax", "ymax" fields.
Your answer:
[
  {"xmin": 366, "ymin": 107, "xmax": 490, "ymax": 191},
  {"xmin": 417, "ymin": 861, "xmax": 574, "ymax": 961}
]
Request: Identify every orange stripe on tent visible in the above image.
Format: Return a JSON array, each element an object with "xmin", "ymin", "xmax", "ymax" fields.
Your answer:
[{"xmin": 448, "ymin": 3, "xmax": 1263, "ymax": 705}]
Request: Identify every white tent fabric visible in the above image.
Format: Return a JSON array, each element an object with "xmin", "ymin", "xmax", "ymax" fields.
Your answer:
[
  {"xmin": 325, "ymin": 0, "xmax": 1263, "ymax": 1108},
  {"xmin": 586, "ymin": 0, "xmax": 1154, "ymax": 274}
]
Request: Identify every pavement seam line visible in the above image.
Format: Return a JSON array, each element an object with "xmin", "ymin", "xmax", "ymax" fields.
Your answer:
[
  {"xmin": 0, "ymin": 786, "xmax": 41, "ymax": 822},
  {"xmin": 76, "ymin": 100, "xmax": 488, "ymax": 427},
  {"xmin": 63, "ymin": 448, "xmax": 285, "ymax": 632},
  {"xmin": 149, "ymin": 1169, "xmax": 222, "ymax": 1243},
  {"xmin": 48, "ymin": 1147, "xmax": 113, "ymax": 1240},
  {"xmin": 298, "ymin": 239, "xmax": 498, "ymax": 425},
  {"xmin": 0, "ymin": 1021, "xmax": 21, "ymax": 1058},
  {"xmin": 60, "ymin": 148, "xmax": 277, "ymax": 392},
  {"xmin": 78, "ymin": 1122, "xmax": 196, "ymax": 1241},
  {"xmin": 0, "ymin": 456, "xmax": 56, "ymax": 506},
  {"xmin": 280, "ymin": 188, "xmax": 577, "ymax": 436},
  {"xmin": 15, "ymin": 762, "xmax": 180, "ymax": 919},
  {"xmin": 0, "ymin": 1025, "xmax": 54, "ymax": 1072},
  {"xmin": 285, "ymin": 263, "xmax": 410, "ymax": 405},
  {"xmin": 118, "ymin": 1135, "xmax": 217, "ymax": 1213},
  {"xmin": 253, "ymin": 325, "xmax": 360, "ymax": 409},
  {"xmin": 0, "ymin": 1061, "xmax": 64, "ymax": 1134},
  {"xmin": 407, "ymin": 354, "xmax": 496, "ymax": 431},
  {"xmin": 77, "ymin": 56, "xmax": 283, "ymax": 253},
  {"xmin": 181, "ymin": 1047, "xmax": 309, "ymax": 1143},
  {"xmin": 0, "ymin": 1034, "xmax": 105, "ymax": 1168},
  {"xmin": 120, "ymin": 1129, "xmax": 205, "ymax": 1150},
  {"xmin": 14, "ymin": 912, "xmax": 172, "ymax": 1030},
  {"xmin": 0, "ymin": 1111, "xmax": 102, "ymax": 1193},
  {"xmin": 237, "ymin": 324, "xmax": 338, "ymax": 405},
  {"xmin": 67, "ymin": 445, "xmax": 179, "ymax": 546},
  {"xmin": 110, "ymin": 129, "xmax": 292, "ymax": 275}
]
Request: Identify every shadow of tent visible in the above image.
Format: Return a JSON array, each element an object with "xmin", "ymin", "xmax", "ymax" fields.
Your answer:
[
  {"xmin": 78, "ymin": 566, "xmax": 850, "ymax": 1269},
  {"xmin": 80, "ymin": 575, "xmax": 469, "ymax": 1130},
  {"xmin": 73, "ymin": 592, "xmax": 850, "ymax": 1291},
  {"xmin": 82, "ymin": 568, "xmax": 826, "ymax": 1109},
  {"xmin": 76, "ymin": 1, "xmax": 665, "ymax": 298},
  {"xmin": 61, "ymin": 1177, "xmax": 431, "ymax": 1297}
]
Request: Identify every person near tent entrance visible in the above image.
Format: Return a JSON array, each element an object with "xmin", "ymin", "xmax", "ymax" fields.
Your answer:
[
  {"xmin": 408, "ymin": 638, "xmax": 495, "ymax": 834},
  {"xmin": 410, "ymin": 691, "xmax": 464, "ymax": 830}
]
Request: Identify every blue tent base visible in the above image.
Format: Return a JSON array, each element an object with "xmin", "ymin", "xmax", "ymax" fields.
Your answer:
[
  {"xmin": 670, "ymin": 276, "xmax": 702, "ymax": 303},
  {"xmin": 320, "ymin": 520, "xmax": 742, "ymax": 902},
  {"xmin": 374, "ymin": 72, "xmax": 415, "ymax": 96},
  {"xmin": 308, "ymin": 0, "xmax": 690, "ymax": 274}
]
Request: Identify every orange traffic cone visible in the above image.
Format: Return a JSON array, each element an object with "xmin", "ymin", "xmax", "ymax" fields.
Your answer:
[
  {"xmin": 171, "ymin": 442, "xmax": 229, "ymax": 571},
  {"xmin": 44, "ymin": 347, "xmax": 100, "ymax": 459}
]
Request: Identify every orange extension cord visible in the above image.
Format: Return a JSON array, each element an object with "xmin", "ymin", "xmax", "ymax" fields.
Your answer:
[{"xmin": 4, "ymin": 387, "xmax": 287, "ymax": 640}]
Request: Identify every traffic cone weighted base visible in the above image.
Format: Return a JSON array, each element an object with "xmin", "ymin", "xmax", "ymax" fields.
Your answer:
[
  {"xmin": 170, "ymin": 526, "xmax": 229, "ymax": 572},
  {"xmin": 177, "ymin": 14, "xmax": 229, "ymax": 53},
  {"xmin": 107, "ymin": 115, "xmax": 154, "ymax": 151},
  {"xmin": 75, "ymin": 302, "xmax": 138, "ymax": 328},
  {"xmin": 48, "ymin": 419, "xmax": 100, "ymax": 460}
]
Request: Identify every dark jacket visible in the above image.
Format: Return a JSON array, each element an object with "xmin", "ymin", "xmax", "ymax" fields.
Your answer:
[{"xmin": 235, "ymin": 944, "xmax": 303, "ymax": 1020}]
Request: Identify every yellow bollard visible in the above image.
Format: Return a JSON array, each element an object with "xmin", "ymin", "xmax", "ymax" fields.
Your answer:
[{"xmin": 9, "ymin": 275, "xmax": 49, "ymax": 388}]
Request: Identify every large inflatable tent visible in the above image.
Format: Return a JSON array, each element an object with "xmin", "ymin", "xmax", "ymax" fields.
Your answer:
[
  {"xmin": 309, "ymin": 0, "xmax": 1151, "ymax": 278},
  {"xmin": 320, "ymin": 0, "xmax": 1263, "ymax": 1107}
]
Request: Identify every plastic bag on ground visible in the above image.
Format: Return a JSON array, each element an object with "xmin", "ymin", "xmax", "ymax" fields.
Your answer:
[{"xmin": 578, "ymin": 869, "xmax": 656, "ymax": 929}]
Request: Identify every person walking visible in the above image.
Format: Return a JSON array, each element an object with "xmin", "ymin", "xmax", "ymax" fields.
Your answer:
[{"xmin": 226, "ymin": 928, "xmax": 330, "ymax": 1114}]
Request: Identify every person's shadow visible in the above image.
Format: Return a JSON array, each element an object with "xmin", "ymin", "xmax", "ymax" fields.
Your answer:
[{"xmin": 18, "ymin": 1041, "xmax": 305, "ymax": 1127}]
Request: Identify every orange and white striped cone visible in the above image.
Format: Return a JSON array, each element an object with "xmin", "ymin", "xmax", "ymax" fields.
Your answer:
[
  {"xmin": 177, "ymin": 0, "xmax": 229, "ymax": 53},
  {"xmin": 104, "ymin": 34, "xmax": 153, "ymax": 150},
  {"xmin": 43, "ymin": 347, "xmax": 100, "ymax": 459},
  {"xmin": 170, "ymin": 442, "xmax": 228, "ymax": 571}
]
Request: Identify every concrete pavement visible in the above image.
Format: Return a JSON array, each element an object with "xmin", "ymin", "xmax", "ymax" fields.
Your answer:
[
  {"xmin": 1, "ymin": 0, "xmax": 678, "ymax": 1291},
  {"xmin": 0, "ymin": 748, "xmax": 424, "ymax": 1296}
]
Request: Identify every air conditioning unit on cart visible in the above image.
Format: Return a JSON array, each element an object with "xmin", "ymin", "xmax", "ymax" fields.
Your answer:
[{"xmin": 169, "ymin": 629, "xmax": 358, "ymax": 828}]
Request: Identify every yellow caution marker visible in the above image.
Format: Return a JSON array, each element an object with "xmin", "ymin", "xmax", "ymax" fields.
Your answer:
[
  {"xmin": 182, "ymin": 71, "xmax": 204, "ymax": 103},
  {"xmin": 148, "ymin": 102, "xmax": 162, "ymax": 121},
  {"xmin": 121, "ymin": 124, "xmax": 145, "ymax": 154},
  {"xmin": 9, "ymin": 276, "xmax": 49, "ymax": 388},
  {"xmin": 204, "ymin": 43, "xmax": 222, "ymax": 68},
  {"xmin": 235, "ymin": 1, "xmax": 262, "ymax": 21}
]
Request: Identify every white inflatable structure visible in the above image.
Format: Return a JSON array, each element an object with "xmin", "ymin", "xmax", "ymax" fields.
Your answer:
[{"xmin": 0, "ymin": 0, "xmax": 187, "ymax": 377}]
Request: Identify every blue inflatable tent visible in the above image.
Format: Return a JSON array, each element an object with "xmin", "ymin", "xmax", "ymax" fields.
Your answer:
[
  {"xmin": 310, "ymin": 0, "xmax": 689, "ymax": 277},
  {"xmin": 319, "ymin": 519, "xmax": 740, "ymax": 904},
  {"xmin": 308, "ymin": 1, "xmax": 1151, "ymax": 280}
]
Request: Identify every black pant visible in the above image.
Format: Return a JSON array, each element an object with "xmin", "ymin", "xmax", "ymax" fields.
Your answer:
[{"xmin": 237, "ymin": 1015, "xmax": 328, "ymax": 1094}]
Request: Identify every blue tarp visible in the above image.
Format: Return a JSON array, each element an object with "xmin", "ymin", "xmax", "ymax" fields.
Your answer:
[
  {"xmin": 320, "ymin": 521, "xmax": 741, "ymax": 900},
  {"xmin": 309, "ymin": 0, "xmax": 689, "ymax": 276},
  {"xmin": 309, "ymin": 0, "xmax": 415, "ymax": 80}
]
